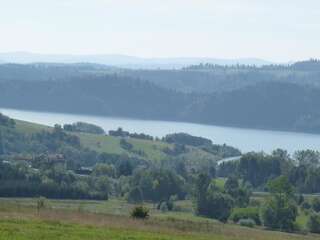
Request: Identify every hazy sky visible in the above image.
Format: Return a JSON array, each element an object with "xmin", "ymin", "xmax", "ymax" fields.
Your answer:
[{"xmin": 1, "ymin": 0, "xmax": 320, "ymax": 61}]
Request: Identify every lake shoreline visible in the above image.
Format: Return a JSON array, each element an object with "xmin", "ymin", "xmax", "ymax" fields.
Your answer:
[
  {"xmin": 1, "ymin": 107, "xmax": 320, "ymax": 154},
  {"xmin": 1, "ymin": 106, "xmax": 319, "ymax": 136}
]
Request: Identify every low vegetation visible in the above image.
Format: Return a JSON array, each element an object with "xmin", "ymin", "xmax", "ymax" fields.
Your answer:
[
  {"xmin": 130, "ymin": 206, "xmax": 150, "ymax": 219},
  {"xmin": 230, "ymin": 207, "xmax": 261, "ymax": 225},
  {"xmin": 0, "ymin": 198, "xmax": 319, "ymax": 240}
]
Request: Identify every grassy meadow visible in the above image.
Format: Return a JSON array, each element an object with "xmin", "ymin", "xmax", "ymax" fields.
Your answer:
[{"xmin": 0, "ymin": 198, "xmax": 318, "ymax": 240}]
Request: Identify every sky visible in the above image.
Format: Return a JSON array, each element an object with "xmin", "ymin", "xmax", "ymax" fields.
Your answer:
[{"xmin": 1, "ymin": 0, "xmax": 320, "ymax": 62}]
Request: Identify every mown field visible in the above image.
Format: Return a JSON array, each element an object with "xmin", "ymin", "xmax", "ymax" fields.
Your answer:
[{"xmin": 0, "ymin": 198, "xmax": 318, "ymax": 240}]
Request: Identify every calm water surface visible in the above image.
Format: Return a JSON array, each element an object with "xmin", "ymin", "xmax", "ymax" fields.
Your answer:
[{"xmin": 1, "ymin": 108, "xmax": 320, "ymax": 154}]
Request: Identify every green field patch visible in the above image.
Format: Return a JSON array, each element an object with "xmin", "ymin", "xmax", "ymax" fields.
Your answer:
[{"xmin": 15, "ymin": 120, "xmax": 51, "ymax": 134}]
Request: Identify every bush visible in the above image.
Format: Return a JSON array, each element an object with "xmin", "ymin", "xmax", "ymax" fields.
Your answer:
[
  {"xmin": 205, "ymin": 191, "xmax": 234, "ymax": 223},
  {"xmin": 230, "ymin": 207, "xmax": 261, "ymax": 225},
  {"xmin": 238, "ymin": 218, "xmax": 256, "ymax": 228},
  {"xmin": 312, "ymin": 198, "xmax": 320, "ymax": 212},
  {"xmin": 130, "ymin": 206, "xmax": 149, "ymax": 219},
  {"xmin": 307, "ymin": 213, "xmax": 320, "ymax": 233}
]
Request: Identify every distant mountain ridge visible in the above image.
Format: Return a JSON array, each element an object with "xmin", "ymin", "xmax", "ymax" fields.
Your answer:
[{"xmin": 0, "ymin": 52, "xmax": 274, "ymax": 69}]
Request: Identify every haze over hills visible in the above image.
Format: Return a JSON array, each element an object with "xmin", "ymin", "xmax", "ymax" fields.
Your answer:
[
  {"xmin": 0, "ymin": 52, "xmax": 274, "ymax": 69},
  {"xmin": 3, "ymin": 0, "xmax": 320, "ymax": 238}
]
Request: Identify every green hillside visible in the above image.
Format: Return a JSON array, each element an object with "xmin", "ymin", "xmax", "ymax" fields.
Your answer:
[
  {"xmin": 13, "ymin": 120, "xmax": 222, "ymax": 163},
  {"xmin": 14, "ymin": 119, "xmax": 51, "ymax": 134},
  {"xmin": 77, "ymin": 133, "xmax": 171, "ymax": 161}
]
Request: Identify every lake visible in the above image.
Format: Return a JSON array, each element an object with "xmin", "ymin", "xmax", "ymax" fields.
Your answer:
[{"xmin": 1, "ymin": 108, "xmax": 320, "ymax": 154}]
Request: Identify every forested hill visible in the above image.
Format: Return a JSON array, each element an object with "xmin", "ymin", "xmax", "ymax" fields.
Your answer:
[
  {"xmin": 120, "ymin": 59, "xmax": 320, "ymax": 93},
  {"xmin": 0, "ymin": 75, "xmax": 190, "ymax": 120},
  {"xmin": 1, "ymin": 61, "xmax": 320, "ymax": 133},
  {"xmin": 0, "ymin": 63, "xmax": 115, "ymax": 82}
]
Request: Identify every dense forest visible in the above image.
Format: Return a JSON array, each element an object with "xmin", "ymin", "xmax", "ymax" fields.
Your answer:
[{"xmin": 1, "ymin": 60, "xmax": 320, "ymax": 133}]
